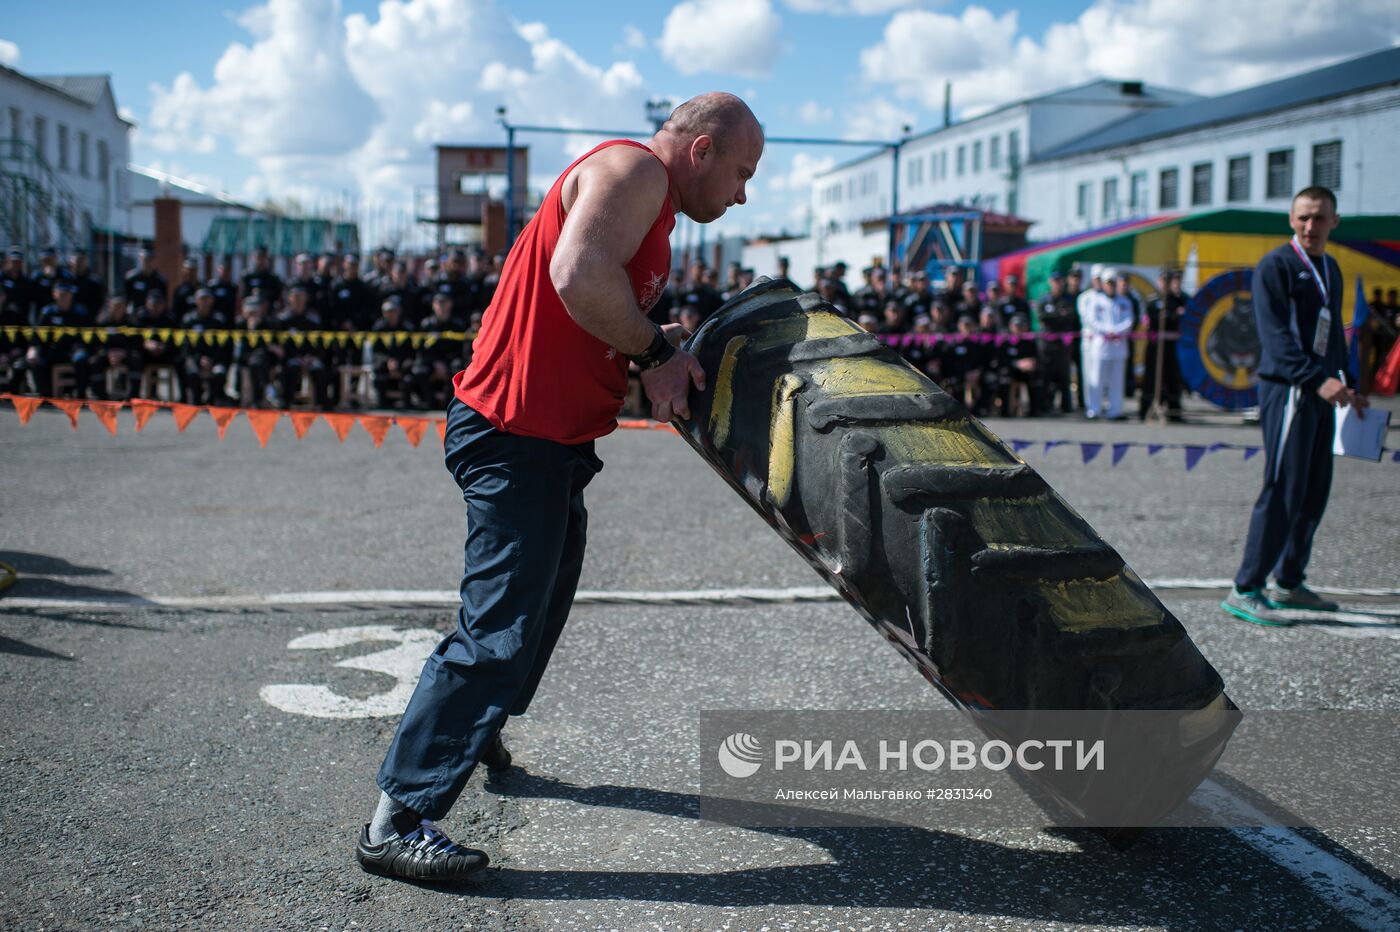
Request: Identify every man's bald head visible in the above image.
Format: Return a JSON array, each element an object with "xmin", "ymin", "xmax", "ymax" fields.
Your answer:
[{"xmin": 662, "ymin": 92, "xmax": 762, "ymax": 153}]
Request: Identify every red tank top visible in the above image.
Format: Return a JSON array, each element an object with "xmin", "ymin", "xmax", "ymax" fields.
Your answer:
[{"xmin": 453, "ymin": 139, "xmax": 676, "ymax": 444}]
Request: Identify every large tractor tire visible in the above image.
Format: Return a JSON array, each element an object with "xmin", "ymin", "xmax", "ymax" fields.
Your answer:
[{"xmin": 677, "ymin": 278, "xmax": 1237, "ymax": 839}]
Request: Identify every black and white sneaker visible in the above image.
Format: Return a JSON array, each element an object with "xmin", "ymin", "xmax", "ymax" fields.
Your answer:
[{"xmin": 356, "ymin": 819, "xmax": 488, "ymax": 882}]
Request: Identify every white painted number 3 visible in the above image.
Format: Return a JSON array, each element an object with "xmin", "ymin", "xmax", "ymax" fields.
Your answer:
[{"xmin": 260, "ymin": 625, "xmax": 440, "ymax": 719}]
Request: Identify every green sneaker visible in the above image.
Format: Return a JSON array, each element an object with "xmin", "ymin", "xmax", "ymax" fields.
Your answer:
[
  {"xmin": 1266, "ymin": 583, "xmax": 1339, "ymax": 612},
  {"xmin": 1221, "ymin": 587, "xmax": 1291, "ymax": 627}
]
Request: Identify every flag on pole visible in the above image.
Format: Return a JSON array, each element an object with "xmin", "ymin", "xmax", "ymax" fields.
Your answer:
[{"xmin": 1350, "ymin": 274, "xmax": 1369, "ymax": 383}]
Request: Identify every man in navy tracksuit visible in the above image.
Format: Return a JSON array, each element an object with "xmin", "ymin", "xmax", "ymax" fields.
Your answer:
[{"xmin": 1222, "ymin": 186, "xmax": 1369, "ymax": 626}]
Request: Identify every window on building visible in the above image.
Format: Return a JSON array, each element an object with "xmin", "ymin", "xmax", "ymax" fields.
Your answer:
[
  {"xmin": 57, "ymin": 124, "xmax": 70, "ymax": 171},
  {"xmin": 972, "ymin": 140, "xmax": 983, "ymax": 173},
  {"xmin": 1312, "ymin": 140, "xmax": 1341, "ymax": 190},
  {"xmin": 1266, "ymin": 149, "xmax": 1293, "ymax": 199},
  {"xmin": 1102, "ymin": 177, "xmax": 1118, "ymax": 218},
  {"xmin": 1077, "ymin": 181, "xmax": 1091, "ymax": 218},
  {"xmin": 990, "ymin": 135, "xmax": 1001, "ymax": 169},
  {"xmin": 957, "ymin": 145, "xmax": 966, "ymax": 176},
  {"xmin": 7, "ymin": 107, "xmax": 19, "ymax": 158},
  {"xmin": 1191, "ymin": 162, "xmax": 1213, "ymax": 206},
  {"xmin": 78, "ymin": 132, "xmax": 89, "ymax": 177},
  {"xmin": 1130, "ymin": 171, "xmax": 1147, "ymax": 214},
  {"xmin": 1007, "ymin": 130, "xmax": 1020, "ymax": 168},
  {"xmin": 33, "ymin": 115, "xmax": 46, "ymax": 162},
  {"xmin": 939, "ymin": 151, "xmax": 947, "ymax": 180},
  {"xmin": 1227, "ymin": 156, "xmax": 1251, "ymax": 202},
  {"xmin": 1159, "ymin": 168, "xmax": 1179, "ymax": 209},
  {"xmin": 97, "ymin": 139, "xmax": 109, "ymax": 185}
]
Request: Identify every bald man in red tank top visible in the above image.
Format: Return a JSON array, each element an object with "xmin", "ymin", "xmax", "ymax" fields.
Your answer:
[{"xmin": 357, "ymin": 93, "xmax": 765, "ymax": 882}]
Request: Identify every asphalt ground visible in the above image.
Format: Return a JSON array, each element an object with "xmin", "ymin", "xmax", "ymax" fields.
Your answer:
[{"xmin": 2, "ymin": 395, "xmax": 1399, "ymax": 931}]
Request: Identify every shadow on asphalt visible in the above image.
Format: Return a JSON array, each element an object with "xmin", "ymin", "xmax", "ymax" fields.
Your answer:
[
  {"xmin": 0, "ymin": 551, "xmax": 114, "ymax": 577},
  {"xmin": 443, "ymin": 770, "xmax": 1293, "ymax": 926},
  {"xmin": 0, "ymin": 634, "xmax": 74, "ymax": 660}
]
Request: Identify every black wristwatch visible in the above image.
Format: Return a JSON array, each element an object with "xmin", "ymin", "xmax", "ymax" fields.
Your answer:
[{"xmin": 627, "ymin": 325, "xmax": 676, "ymax": 370}]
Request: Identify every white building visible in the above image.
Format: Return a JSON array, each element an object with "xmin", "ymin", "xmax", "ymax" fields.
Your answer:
[
  {"xmin": 810, "ymin": 80, "xmax": 1197, "ymax": 239},
  {"xmin": 1023, "ymin": 46, "xmax": 1400, "ymax": 239},
  {"xmin": 757, "ymin": 46, "xmax": 1400, "ymax": 280},
  {"xmin": 127, "ymin": 166, "xmax": 261, "ymax": 256},
  {"xmin": 0, "ymin": 66, "xmax": 132, "ymax": 253}
]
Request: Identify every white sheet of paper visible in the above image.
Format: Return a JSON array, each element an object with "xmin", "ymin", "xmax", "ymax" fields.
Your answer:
[{"xmin": 1332, "ymin": 404, "xmax": 1390, "ymax": 462}]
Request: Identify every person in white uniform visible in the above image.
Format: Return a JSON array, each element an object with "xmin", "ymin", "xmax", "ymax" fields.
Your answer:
[{"xmin": 1081, "ymin": 267, "xmax": 1135, "ymax": 418}]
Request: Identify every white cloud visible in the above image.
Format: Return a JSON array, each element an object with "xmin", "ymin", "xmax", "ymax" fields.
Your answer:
[
  {"xmin": 784, "ymin": 0, "xmax": 929, "ymax": 14},
  {"xmin": 767, "ymin": 151, "xmax": 836, "ymax": 192},
  {"xmin": 140, "ymin": 0, "xmax": 651, "ymax": 228},
  {"xmin": 861, "ymin": 0, "xmax": 1400, "ymax": 116},
  {"xmin": 798, "ymin": 100, "xmax": 833, "ymax": 124},
  {"xmin": 0, "ymin": 38, "xmax": 19, "ymax": 67},
  {"xmin": 658, "ymin": 0, "xmax": 784, "ymax": 78},
  {"xmin": 620, "ymin": 24, "xmax": 647, "ymax": 50},
  {"xmin": 841, "ymin": 96, "xmax": 917, "ymax": 142}
]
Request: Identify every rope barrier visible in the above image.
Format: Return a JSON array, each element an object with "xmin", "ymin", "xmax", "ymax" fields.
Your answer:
[{"xmin": 1, "ymin": 324, "xmax": 474, "ymax": 351}]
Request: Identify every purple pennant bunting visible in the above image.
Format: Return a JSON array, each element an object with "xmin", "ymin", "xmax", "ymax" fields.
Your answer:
[
  {"xmin": 1207, "ymin": 442, "xmax": 1229, "ymax": 452},
  {"xmin": 1111, "ymin": 443, "xmax": 1131, "ymax": 466},
  {"xmin": 1184, "ymin": 445, "xmax": 1207, "ymax": 471},
  {"xmin": 1080, "ymin": 442, "xmax": 1103, "ymax": 464},
  {"xmin": 1147, "ymin": 444, "xmax": 1165, "ymax": 456},
  {"xmin": 1244, "ymin": 447, "xmax": 1261, "ymax": 461},
  {"xmin": 1393, "ymin": 450, "xmax": 1400, "ymax": 463},
  {"xmin": 1044, "ymin": 440, "xmax": 1067, "ymax": 453},
  {"xmin": 1011, "ymin": 439, "xmax": 1035, "ymax": 453}
]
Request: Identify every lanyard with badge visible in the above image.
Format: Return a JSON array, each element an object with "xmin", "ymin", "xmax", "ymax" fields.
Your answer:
[{"xmin": 1290, "ymin": 235, "xmax": 1331, "ymax": 355}]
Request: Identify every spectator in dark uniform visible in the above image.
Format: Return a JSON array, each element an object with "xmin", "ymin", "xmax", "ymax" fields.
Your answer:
[
  {"xmin": 902, "ymin": 270, "xmax": 934, "ymax": 321},
  {"xmin": 432, "ymin": 250, "xmax": 481, "ymax": 319},
  {"xmin": 315, "ymin": 253, "xmax": 341, "ymax": 301},
  {"xmin": 240, "ymin": 245, "xmax": 284, "ymax": 310},
  {"xmin": 680, "ymin": 260, "xmax": 723, "ymax": 323},
  {"xmin": 365, "ymin": 248, "xmax": 395, "ymax": 290},
  {"xmin": 2, "ymin": 248, "xmax": 35, "ymax": 323},
  {"xmin": 1140, "ymin": 269, "xmax": 1187, "ymax": 420},
  {"xmin": 996, "ymin": 313, "xmax": 1041, "ymax": 417},
  {"xmin": 381, "ymin": 262, "xmax": 422, "ymax": 322},
  {"xmin": 329, "ymin": 254, "xmax": 378, "ymax": 336},
  {"xmin": 938, "ymin": 266, "xmax": 967, "ymax": 307},
  {"xmin": 945, "ymin": 313, "xmax": 992, "ymax": 416},
  {"xmin": 818, "ymin": 277, "xmax": 851, "ymax": 317},
  {"xmin": 955, "ymin": 280, "xmax": 982, "ymax": 320},
  {"xmin": 776, "ymin": 255, "xmax": 791, "ymax": 282},
  {"xmin": 1037, "ymin": 270, "xmax": 1080, "ymax": 414},
  {"xmin": 827, "ymin": 260, "xmax": 853, "ymax": 308},
  {"xmin": 124, "ymin": 248, "xmax": 167, "ymax": 309},
  {"xmin": 276, "ymin": 284, "xmax": 331, "ymax": 410},
  {"xmin": 369, "ymin": 296, "xmax": 415, "ymax": 408},
  {"xmin": 413, "ymin": 292, "xmax": 468, "ymax": 410},
  {"xmin": 1067, "ymin": 266, "xmax": 1088, "ymax": 410},
  {"xmin": 31, "ymin": 247, "xmax": 71, "ymax": 303},
  {"xmin": 852, "ymin": 265, "xmax": 887, "ymax": 320},
  {"xmin": 69, "ymin": 249, "xmax": 105, "ymax": 317},
  {"xmin": 208, "ymin": 262, "xmax": 238, "ymax": 319},
  {"xmin": 1000, "ymin": 273, "xmax": 1031, "ymax": 321},
  {"xmin": 230, "ymin": 295, "xmax": 279, "ymax": 407},
  {"xmin": 90, "ymin": 295, "xmax": 141, "ymax": 400},
  {"xmin": 289, "ymin": 253, "xmax": 324, "ymax": 311},
  {"xmin": 133, "ymin": 287, "xmax": 180, "ymax": 398},
  {"xmin": 880, "ymin": 298, "xmax": 909, "ymax": 334},
  {"xmin": 179, "ymin": 287, "xmax": 231, "ymax": 405},
  {"xmin": 28, "ymin": 281, "xmax": 91, "ymax": 397},
  {"xmin": 173, "ymin": 259, "xmax": 202, "ymax": 319},
  {"xmin": 903, "ymin": 313, "xmax": 941, "ymax": 379}
]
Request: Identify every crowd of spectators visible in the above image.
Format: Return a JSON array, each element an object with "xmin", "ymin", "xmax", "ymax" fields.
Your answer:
[
  {"xmin": 8, "ymin": 243, "xmax": 1397, "ymax": 418},
  {"xmin": 0, "ymin": 245, "xmax": 503, "ymax": 411}
]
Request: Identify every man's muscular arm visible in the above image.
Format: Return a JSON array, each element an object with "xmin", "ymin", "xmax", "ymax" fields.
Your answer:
[{"xmin": 549, "ymin": 146, "xmax": 705, "ymax": 421}]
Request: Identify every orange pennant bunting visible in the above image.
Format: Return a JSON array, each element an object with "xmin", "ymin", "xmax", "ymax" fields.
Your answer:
[
  {"xmin": 359, "ymin": 415, "xmax": 391, "ymax": 448},
  {"xmin": 52, "ymin": 398, "xmax": 83, "ymax": 429},
  {"xmin": 323, "ymin": 412, "xmax": 357, "ymax": 441},
  {"xmin": 130, "ymin": 399, "xmax": 161, "ymax": 432},
  {"xmin": 435, "ymin": 418, "xmax": 447, "ymax": 443},
  {"xmin": 10, "ymin": 395, "xmax": 42, "ymax": 425},
  {"xmin": 87, "ymin": 401, "xmax": 121, "ymax": 435},
  {"xmin": 289, "ymin": 411, "xmax": 319, "ymax": 439},
  {"xmin": 170, "ymin": 403, "xmax": 201, "ymax": 433},
  {"xmin": 207, "ymin": 406, "xmax": 239, "ymax": 440},
  {"xmin": 396, "ymin": 417, "xmax": 427, "ymax": 448},
  {"xmin": 246, "ymin": 409, "xmax": 281, "ymax": 448}
]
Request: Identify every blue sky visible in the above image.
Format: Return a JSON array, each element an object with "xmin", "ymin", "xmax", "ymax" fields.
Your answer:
[{"xmin": 3, "ymin": 0, "xmax": 1396, "ymax": 247}]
